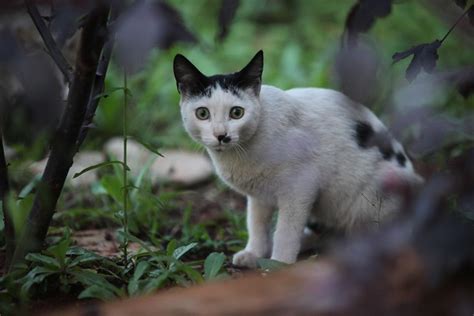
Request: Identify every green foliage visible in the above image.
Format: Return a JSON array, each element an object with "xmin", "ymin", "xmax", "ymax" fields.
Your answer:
[
  {"xmin": 203, "ymin": 252, "xmax": 228, "ymax": 281},
  {"xmin": 257, "ymin": 258, "xmax": 288, "ymax": 271}
]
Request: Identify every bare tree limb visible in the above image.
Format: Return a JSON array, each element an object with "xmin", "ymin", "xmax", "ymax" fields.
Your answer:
[
  {"xmin": 9, "ymin": 4, "xmax": 111, "ymax": 269},
  {"xmin": 0, "ymin": 130, "xmax": 14, "ymax": 269},
  {"xmin": 25, "ymin": 0, "xmax": 74, "ymax": 84},
  {"xmin": 76, "ymin": 8, "xmax": 118, "ymax": 148}
]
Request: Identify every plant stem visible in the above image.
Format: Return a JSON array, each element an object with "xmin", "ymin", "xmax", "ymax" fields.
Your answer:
[
  {"xmin": 122, "ymin": 69, "xmax": 129, "ymax": 266},
  {"xmin": 440, "ymin": 6, "xmax": 471, "ymax": 43}
]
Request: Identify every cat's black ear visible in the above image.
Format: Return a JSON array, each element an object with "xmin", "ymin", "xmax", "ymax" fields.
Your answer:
[
  {"xmin": 173, "ymin": 54, "xmax": 209, "ymax": 97},
  {"xmin": 236, "ymin": 50, "xmax": 264, "ymax": 96}
]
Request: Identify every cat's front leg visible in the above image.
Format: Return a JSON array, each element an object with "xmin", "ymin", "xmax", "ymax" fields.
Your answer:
[
  {"xmin": 233, "ymin": 196, "xmax": 273, "ymax": 268},
  {"xmin": 271, "ymin": 188, "xmax": 318, "ymax": 264}
]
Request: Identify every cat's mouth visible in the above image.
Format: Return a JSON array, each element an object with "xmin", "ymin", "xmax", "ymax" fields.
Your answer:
[{"xmin": 211, "ymin": 143, "xmax": 231, "ymax": 152}]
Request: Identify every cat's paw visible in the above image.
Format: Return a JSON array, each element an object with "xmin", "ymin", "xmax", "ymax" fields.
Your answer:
[{"xmin": 232, "ymin": 250, "xmax": 259, "ymax": 269}]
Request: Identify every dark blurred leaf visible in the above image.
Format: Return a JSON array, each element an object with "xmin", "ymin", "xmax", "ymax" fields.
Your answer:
[
  {"xmin": 445, "ymin": 67, "xmax": 474, "ymax": 98},
  {"xmin": 49, "ymin": 4, "xmax": 89, "ymax": 47},
  {"xmin": 468, "ymin": 5, "xmax": 474, "ymax": 26},
  {"xmin": 216, "ymin": 0, "xmax": 240, "ymax": 41},
  {"xmin": 454, "ymin": 0, "xmax": 467, "ymax": 9},
  {"xmin": 115, "ymin": 0, "xmax": 197, "ymax": 73},
  {"xmin": 333, "ymin": 41, "xmax": 380, "ymax": 105},
  {"xmin": 393, "ymin": 40, "xmax": 441, "ymax": 82},
  {"xmin": 0, "ymin": 30, "xmax": 20, "ymax": 63},
  {"xmin": 345, "ymin": 0, "xmax": 392, "ymax": 44}
]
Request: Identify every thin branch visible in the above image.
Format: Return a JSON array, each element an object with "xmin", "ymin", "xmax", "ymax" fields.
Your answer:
[
  {"xmin": 440, "ymin": 5, "xmax": 472, "ymax": 43},
  {"xmin": 9, "ymin": 4, "xmax": 111, "ymax": 269},
  {"xmin": 25, "ymin": 0, "xmax": 74, "ymax": 83},
  {"xmin": 0, "ymin": 130, "xmax": 14, "ymax": 268},
  {"xmin": 76, "ymin": 6, "xmax": 120, "ymax": 148},
  {"xmin": 76, "ymin": 30, "xmax": 115, "ymax": 148}
]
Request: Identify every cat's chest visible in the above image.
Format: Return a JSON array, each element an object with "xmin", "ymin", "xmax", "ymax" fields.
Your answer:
[{"xmin": 210, "ymin": 154, "xmax": 274, "ymax": 197}]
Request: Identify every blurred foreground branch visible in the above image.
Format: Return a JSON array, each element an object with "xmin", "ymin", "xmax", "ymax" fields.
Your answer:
[{"xmin": 8, "ymin": 4, "xmax": 111, "ymax": 269}]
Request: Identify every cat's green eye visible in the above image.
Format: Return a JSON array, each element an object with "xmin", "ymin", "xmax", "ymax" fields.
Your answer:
[
  {"xmin": 195, "ymin": 107, "xmax": 210, "ymax": 120},
  {"xmin": 230, "ymin": 106, "xmax": 245, "ymax": 119}
]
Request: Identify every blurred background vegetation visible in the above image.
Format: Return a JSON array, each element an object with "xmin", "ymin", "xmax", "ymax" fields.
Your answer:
[{"xmin": 92, "ymin": 0, "xmax": 473, "ymax": 150}]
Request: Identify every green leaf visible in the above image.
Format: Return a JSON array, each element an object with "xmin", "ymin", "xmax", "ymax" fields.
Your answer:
[
  {"xmin": 71, "ymin": 269, "xmax": 122, "ymax": 298},
  {"xmin": 118, "ymin": 231, "xmax": 155, "ymax": 253},
  {"xmin": 25, "ymin": 253, "xmax": 61, "ymax": 270},
  {"xmin": 256, "ymin": 258, "xmax": 288, "ymax": 271},
  {"xmin": 180, "ymin": 264, "xmax": 204, "ymax": 283},
  {"xmin": 7, "ymin": 193, "xmax": 34, "ymax": 240},
  {"xmin": 203, "ymin": 252, "xmax": 226, "ymax": 280},
  {"xmin": 78, "ymin": 285, "xmax": 117, "ymax": 301},
  {"xmin": 99, "ymin": 175, "xmax": 124, "ymax": 204},
  {"xmin": 131, "ymin": 158, "xmax": 156, "ymax": 200},
  {"xmin": 69, "ymin": 252, "xmax": 104, "ymax": 268},
  {"xmin": 20, "ymin": 266, "xmax": 56, "ymax": 296},
  {"xmin": 73, "ymin": 161, "xmax": 130, "ymax": 178},
  {"xmin": 131, "ymin": 137, "xmax": 164, "ymax": 157},
  {"xmin": 46, "ymin": 230, "xmax": 72, "ymax": 265},
  {"xmin": 128, "ymin": 261, "xmax": 150, "ymax": 296},
  {"xmin": 173, "ymin": 242, "xmax": 197, "ymax": 260},
  {"xmin": 18, "ymin": 175, "xmax": 41, "ymax": 198},
  {"xmin": 141, "ymin": 271, "xmax": 169, "ymax": 294},
  {"xmin": 166, "ymin": 240, "xmax": 177, "ymax": 257}
]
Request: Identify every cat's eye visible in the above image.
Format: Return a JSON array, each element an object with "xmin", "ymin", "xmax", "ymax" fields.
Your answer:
[
  {"xmin": 230, "ymin": 106, "xmax": 245, "ymax": 119},
  {"xmin": 195, "ymin": 107, "xmax": 210, "ymax": 120}
]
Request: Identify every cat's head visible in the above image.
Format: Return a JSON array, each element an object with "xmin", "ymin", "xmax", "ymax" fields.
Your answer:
[{"xmin": 173, "ymin": 51, "xmax": 263, "ymax": 153}]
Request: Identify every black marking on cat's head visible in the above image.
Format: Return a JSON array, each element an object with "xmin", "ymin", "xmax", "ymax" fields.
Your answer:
[
  {"xmin": 173, "ymin": 50, "xmax": 264, "ymax": 98},
  {"xmin": 354, "ymin": 121, "xmax": 397, "ymax": 161},
  {"xmin": 396, "ymin": 152, "xmax": 406, "ymax": 167},
  {"xmin": 380, "ymin": 146, "xmax": 394, "ymax": 160},
  {"xmin": 354, "ymin": 121, "xmax": 374, "ymax": 148}
]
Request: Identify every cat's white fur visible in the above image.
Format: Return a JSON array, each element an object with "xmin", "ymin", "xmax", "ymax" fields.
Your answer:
[{"xmin": 179, "ymin": 83, "xmax": 422, "ymax": 268}]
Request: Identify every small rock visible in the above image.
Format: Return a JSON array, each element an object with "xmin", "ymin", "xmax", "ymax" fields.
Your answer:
[
  {"xmin": 29, "ymin": 151, "xmax": 104, "ymax": 187},
  {"xmin": 151, "ymin": 150, "xmax": 214, "ymax": 186},
  {"xmin": 104, "ymin": 137, "xmax": 214, "ymax": 186}
]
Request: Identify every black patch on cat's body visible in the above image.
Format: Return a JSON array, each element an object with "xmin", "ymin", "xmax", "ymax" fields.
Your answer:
[
  {"xmin": 354, "ymin": 121, "xmax": 374, "ymax": 148},
  {"xmin": 380, "ymin": 146, "xmax": 394, "ymax": 160},
  {"xmin": 354, "ymin": 121, "xmax": 400, "ymax": 162},
  {"xmin": 396, "ymin": 152, "xmax": 406, "ymax": 167}
]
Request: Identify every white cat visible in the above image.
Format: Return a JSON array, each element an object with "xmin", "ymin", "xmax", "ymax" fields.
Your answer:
[{"xmin": 173, "ymin": 51, "xmax": 422, "ymax": 268}]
